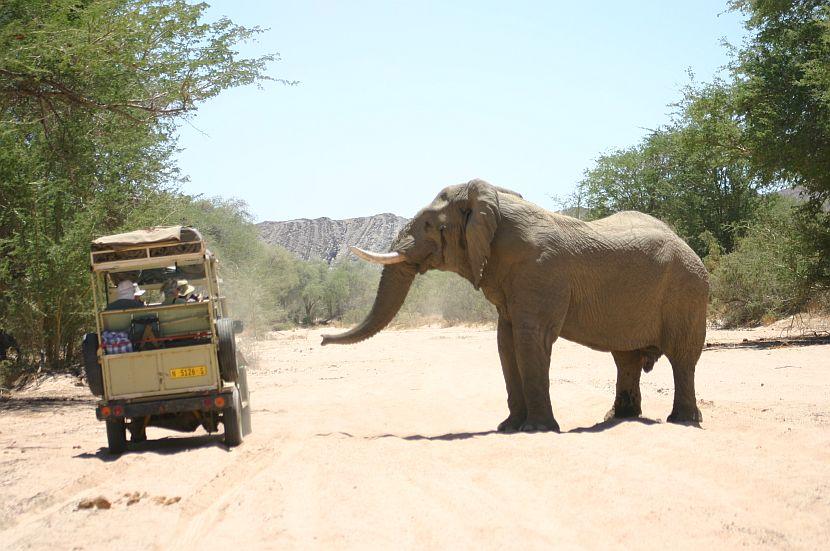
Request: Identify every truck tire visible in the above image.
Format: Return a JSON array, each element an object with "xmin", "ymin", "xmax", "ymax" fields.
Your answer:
[
  {"xmin": 216, "ymin": 318, "xmax": 238, "ymax": 383},
  {"xmin": 82, "ymin": 333, "xmax": 103, "ymax": 396},
  {"xmin": 106, "ymin": 417, "xmax": 127, "ymax": 454},
  {"xmin": 238, "ymin": 365, "xmax": 252, "ymax": 436},
  {"xmin": 223, "ymin": 385, "xmax": 243, "ymax": 447}
]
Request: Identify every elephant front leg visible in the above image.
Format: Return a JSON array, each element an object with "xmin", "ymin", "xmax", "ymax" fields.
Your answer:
[
  {"xmin": 513, "ymin": 321, "xmax": 560, "ymax": 433},
  {"xmin": 496, "ymin": 316, "xmax": 526, "ymax": 433},
  {"xmin": 605, "ymin": 350, "xmax": 643, "ymax": 421}
]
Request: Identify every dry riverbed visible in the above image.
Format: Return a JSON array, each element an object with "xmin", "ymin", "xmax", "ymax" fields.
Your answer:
[{"xmin": 1, "ymin": 321, "xmax": 829, "ymax": 549}]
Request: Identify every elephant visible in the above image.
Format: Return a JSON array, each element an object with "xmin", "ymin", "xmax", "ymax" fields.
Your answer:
[{"xmin": 322, "ymin": 179, "xmax": 709, "ymax": 432}]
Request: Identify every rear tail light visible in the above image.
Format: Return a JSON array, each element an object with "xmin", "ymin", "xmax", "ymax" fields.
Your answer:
[
  {"xmin": 100, "ymin": 406, "xmax": 111, "ymax": 418},
  {"xmin": 202, "ymin": 398, "xmax": 212, "ymax": 408},
  {"xmin": 113, "ymin": 405, "xmax": 124, "ymax": 416},
  {"xmin": 214, "ymin": 396, "xmax": 225, "ymax": 408}
]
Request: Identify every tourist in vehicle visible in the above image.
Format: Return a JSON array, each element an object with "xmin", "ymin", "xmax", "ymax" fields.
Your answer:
[
  {"xmin": 133, "ymin": 283, "xmax": 147, "ymax": 304},
  {"xmin": 178, "ymin": 280, "xmax": 199, "ymax": 302},
  {"xmin": 106, "ymin": 280, "xmax": 146, "ymax": 311},
  {"xmin": 162, "ymin": 278, "xmax": 182, "ymax": 304},
  {"xmin": 161, "ymin": 278, "xmax": 196, "ymax": 304}
]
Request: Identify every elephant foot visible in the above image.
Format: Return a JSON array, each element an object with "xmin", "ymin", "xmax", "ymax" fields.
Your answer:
[
  {"xmin": 604, "ymin": 400, "xmax": 642, "ymax": 422},
  {"xmin": 519, "ymin": 417, "xmax": 560, "ymax": 433},
  {"xmin": 497, "ymin": 415, "xmax": 525, "ymax": 434},
  {"xmin": 667, "ymin": 404, "xmax": 703, "ymax": 425}
]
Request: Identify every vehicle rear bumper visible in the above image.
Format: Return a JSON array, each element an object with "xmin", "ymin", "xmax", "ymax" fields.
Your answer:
[{"xmin": 96, "ymin": 388, "xmax": 234, "ymax": 420}]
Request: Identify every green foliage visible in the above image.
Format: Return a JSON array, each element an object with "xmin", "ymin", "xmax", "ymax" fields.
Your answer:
[
  {"xmin": 730, "ymin": 0, "xmax": 830, "ymax": 192},
  {"xmin": 577, "ymin": 81, "xmax": 773, "ymax": 256},
  {"xmin": 398, "ymin": 271, "xmax": 497, "ymax": 325},
  {"xmin": 322, "ymin": 262, "xmax": 381, "ymax": 325},
  {"xmin": 0, "ymin": 1, "xmax": 273, "ymax": 370},
  {"xmin": 292, "ymin": 261, "xmax": 328, "ymax": 325},
  {"xmin": 709, "ymin": 197, "xmax": 814, "ymax": 326},
  {"xmin": 571, "ymin": 1, "xmax": 830, "ymax": 325},
  {"xmin": 576, "ymin": 143, "xmax": 670, "ymax": 219},
  {"xmin": 0, "ymin": 0, "xmax": 275, "ymax": 126},
  {"xmin": 276, "ymin": 260, "xmax": 380, "ymax": 327},
  {"xmin": 157, "ymin": 196, "xmax": 384, "ymax": 332},
  {"xmin": 729, "ymin": 0, "xmax": 830, "ymax": 289},
  {"xmin": 0, "ymin": 359, "xmax": 23, "ymax": 389},
  {"xmin": 162, "ymin": 197, "xmax": 301, "ymax": 336}
]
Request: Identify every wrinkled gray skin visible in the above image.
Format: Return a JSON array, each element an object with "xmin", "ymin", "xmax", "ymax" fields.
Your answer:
[{"xmin": 322, "ymin": 179, "xmax": 709, "ymax": 432}]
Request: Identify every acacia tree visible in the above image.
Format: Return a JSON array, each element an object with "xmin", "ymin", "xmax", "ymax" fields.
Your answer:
[
  {"xmin": 730, "ymin": 0, "xmax": 830, "ymax": 286},
  {"xmin": 569, "ymin": 2, "xmax": 829, "ymax": 324},
  {"xmin": 0, "ymin": 0, "xmax": 276, "ymax": 370},
  {"xmin": 577, "ymin": 81, "xmax": 771, "ymax": 256},
  {"xmin": 576, "ymin": 143, "xmax": 671, "ymax": 219},
  {"xmin": 664, "ymin": 81, "xmax": 772, "ymax": 254}
]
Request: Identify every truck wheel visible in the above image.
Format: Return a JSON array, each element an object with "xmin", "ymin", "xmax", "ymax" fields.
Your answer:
[
  {"xmin": 238, "ymin": 365, "xmax": 252, "ymax": 435},
  {"xmin": 241, "ymin": 404, "xmax": 252, "ymax": 436},
  {"xmin": 223, "ymin": 385, "xmax": 243, "ymax": 447},
  {"xmin": 82, "ymin": 333, "xmax": 103, "ymax": 396},
  {"xmin": 106, "ymin": 418, "xmax": 127, "ymax": 454},
  {"xmin": 216, "ymin": 318, "xmax": 238, "ymax": 382}
]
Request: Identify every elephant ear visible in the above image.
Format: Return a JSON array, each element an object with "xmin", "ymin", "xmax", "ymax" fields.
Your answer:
[{"xmin": 465, "ymin": 179, "xmax": 500, "ymax": 289}]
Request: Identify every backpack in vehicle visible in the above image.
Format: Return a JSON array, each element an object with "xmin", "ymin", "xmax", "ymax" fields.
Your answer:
[{"xmin": 129, "ymin": 314, "xmax": 162, "ymax": 351}]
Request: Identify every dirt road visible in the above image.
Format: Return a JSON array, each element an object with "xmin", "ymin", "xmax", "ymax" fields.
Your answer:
[{"xmin": 1, "ymin": 324, "xmax": 829, "ymax": 549}]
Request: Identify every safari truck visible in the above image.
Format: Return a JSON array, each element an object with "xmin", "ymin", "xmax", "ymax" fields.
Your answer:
[{"xmin": 82, "ymin": 226, "xmax": 251, "ymax": 454}]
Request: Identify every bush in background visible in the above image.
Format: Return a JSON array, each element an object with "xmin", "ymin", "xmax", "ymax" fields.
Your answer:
[
  {"xmin": 396, "ymin": 271, "xmax": 496, "ymax": 326},
  {"xmin": 709, "ymin": 197, "xmax": 815, "ymax": 327}
]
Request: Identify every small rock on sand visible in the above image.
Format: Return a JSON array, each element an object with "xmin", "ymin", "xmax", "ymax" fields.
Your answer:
[{"xmin": 78, "ymin": 496, "xmax": 111, "ymax": 510}]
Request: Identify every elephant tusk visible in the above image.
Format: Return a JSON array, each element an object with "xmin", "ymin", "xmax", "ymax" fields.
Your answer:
[{"xmin": 349, "ymin": 246, "xmax": 408, "ymax": 265}]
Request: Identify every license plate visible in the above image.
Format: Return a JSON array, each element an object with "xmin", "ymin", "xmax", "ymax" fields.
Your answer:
[{"xmin": 170, "ymin": 366, "xmax": 207, "ymax": 379}]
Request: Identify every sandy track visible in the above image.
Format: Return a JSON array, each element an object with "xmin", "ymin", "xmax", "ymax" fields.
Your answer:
[{"xmin": 1, "ymin": 325, "xmax": 828, "ymax": 549}]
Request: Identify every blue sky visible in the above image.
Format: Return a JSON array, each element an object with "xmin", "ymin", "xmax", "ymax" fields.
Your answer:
[{"xmin": 175, "ymin": 1, "xmax": 747, "ymax": 222}]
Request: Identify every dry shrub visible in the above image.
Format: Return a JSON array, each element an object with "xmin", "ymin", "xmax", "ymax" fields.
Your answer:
[
  {"xmin": 397, "ymin": 271, "xmax": 496, "ymax": 325},
  {"xmin": 709, "ymin": 198, "xmax": 814, "ymax": 327}
]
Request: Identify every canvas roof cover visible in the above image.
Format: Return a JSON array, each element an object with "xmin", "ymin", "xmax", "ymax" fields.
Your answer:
[{"xmin": 92, "ymin": 226, "xmax": 203, "ymax": 250}]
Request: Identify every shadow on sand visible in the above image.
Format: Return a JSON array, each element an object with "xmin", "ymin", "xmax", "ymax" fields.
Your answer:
[
  {"xmin": 327, "ymin": 415, "xmax": 699, "ymax": 441},
  {"xmin": 315, "ymin": 430, "xmax": 503, "ymax": 441},
  {"xmin": 74, "ymin": 433, "xmax": 227, "ymax": 462},
  {"xmin": 704, "ymin": 333, "xmax": 830, "ymax": 351},
  {"xmin": 370, "ymin": 430, "xmax": 501, "ymax": 441},
  {"xmin": 567, "ymin": 416, "xmax": 664, "ymax": 434},
  {"xmin": 0, "ymin": 395, "xmax": 94, "ymax": 413}
]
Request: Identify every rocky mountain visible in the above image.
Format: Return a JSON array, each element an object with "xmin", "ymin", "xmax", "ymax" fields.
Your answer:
[{"xmin": 257, "ymin": 213, "xmax": 409, "ymax": 264}]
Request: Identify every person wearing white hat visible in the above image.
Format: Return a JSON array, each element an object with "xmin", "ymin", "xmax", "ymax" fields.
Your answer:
[
  {"xmin": 133, "ymin": 282, "xmax": 147, "ymax": 303},
  {"xmin": 106, "ymin": 280, "xmax": 146, "ymax": 311}
]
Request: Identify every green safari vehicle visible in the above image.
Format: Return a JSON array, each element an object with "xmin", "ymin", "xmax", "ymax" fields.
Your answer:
[{"xmin": 82, "ymin": 226, "xmax": 251, "ymax": 454}]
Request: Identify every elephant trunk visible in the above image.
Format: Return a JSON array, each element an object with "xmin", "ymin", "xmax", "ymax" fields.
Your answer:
[{"xmin": 321, "ymin": 263, "xmax": 416, "ymax": 345}]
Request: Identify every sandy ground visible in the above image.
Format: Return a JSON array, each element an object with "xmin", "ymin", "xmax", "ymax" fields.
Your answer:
[{"xmin": 1, "ymin": 322, "xmax": 829, "ymax": 550}]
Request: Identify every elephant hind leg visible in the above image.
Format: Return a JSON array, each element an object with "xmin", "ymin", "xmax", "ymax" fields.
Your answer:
[
  {"xmin": 665, "ymin": 348, "xmax": 703, "ymax": 424},
  {"xmin": 605, "ymin": 350, "xmax": 644, "ymax": 420}
]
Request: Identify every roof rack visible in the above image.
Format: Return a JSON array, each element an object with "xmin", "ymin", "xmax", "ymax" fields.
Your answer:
[{"xmin": 90, "ymin": 226, "xmax": 207, "ymax": 272}]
